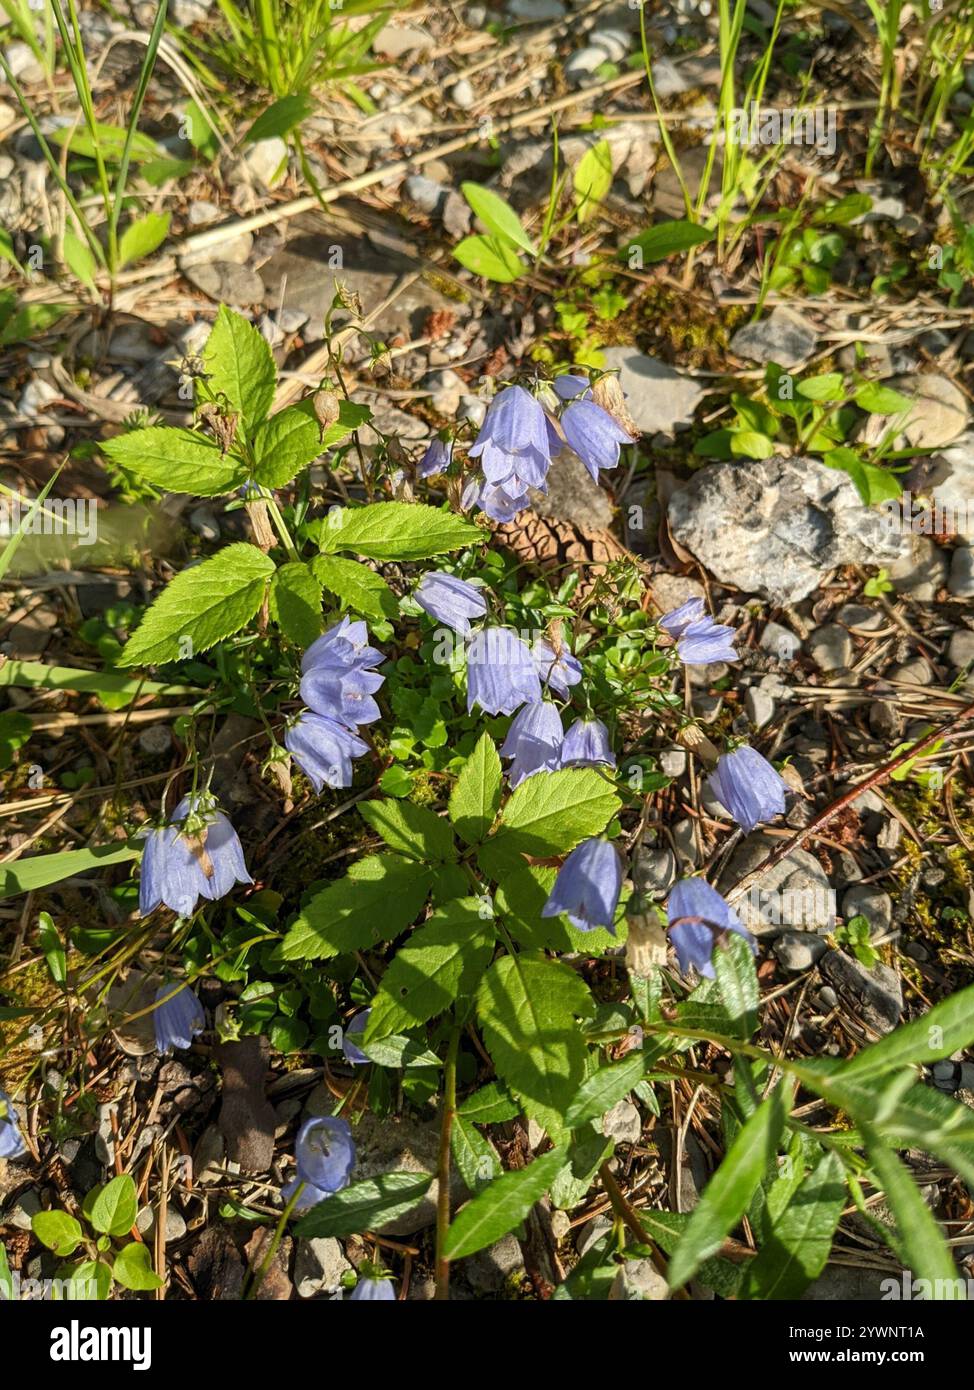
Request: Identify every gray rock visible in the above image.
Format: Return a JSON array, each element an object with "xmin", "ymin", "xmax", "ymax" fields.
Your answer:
[
  {"xmin": 529, "ymin": 448, "xmax": 613, "ymax": 530},
  {"xmin": 819, "ymin": 949, "xmax": 902, "ymax": 1033},
  {"xmin": 591, "ymin": 26, "xmax": 631, "ymax": 61},
  {"xmin": 631, "ymin": 845, "xmax": 677, "ymax": 897},
  {"xmin": 373, "ymin": 20, "xmax": 435, "ymax": 57},
  {"xmin": 721, "ymin": 834, "xmax": 834, "ymax": 937},
  {"xmin": 294, "ymin": 1236, "xmax": 351, "ymax": 1297},
  {"xmin": 565, "ymin": 46, "xmax": 609, "ymax": 83},
  {"xmin": 672, "ymin": 817, "xmax": 701, "ymax": 868},
  {"xmin": 189, "ymin": 505, "xmax": 221, "ymax": 542},
  {"xmin": 949, "ymin": 545, "xmax": 974, "ymax": 598},
  {"xmin": 508, "ymin": 0, "xmax": 566, "ymax": 17},
  {"xmin": 600, "ymin": 347, "xmax": 704, "ymax": 437},
  {"xmin": 3, "ymin": 1187, "xmax": 41, "ymax": 1230},
  {"xmin": 759, "ymin": 620, "xmax": 801, "ymax": 662},
  {"xmin": 451, "ymin": 78, "xmax": 476, "ymax": 109},
  {"xmin": 424, "ymin": 368, "xmax": 465, "ymax": 415},
  {"xmin": 808, "ymin": 623, "xmax": 853, "ymax": 672},
  {"xmin": 862, "ymin": 374, "xmax": 969, "ymax": 450},
  {"xmin": 241, "ymin": 137, "xmax": 288, "ymax": 187},
  {"xmin": 465, "ymin": 1233, "xmax": 524, "ymax": 1294},
  {"xmin": 948, "ymin": 628, "xmax": 974, "ymax": 669},
  {"xmin": 927, "ymin": 433, "xmax": 974, "ymax": 541},
  {"xmin": 649, "ymin": 573, "xmax": 705, "ymax": 614},
  {"xmin": 659, "ymin": 747, "xmax": 687, "ymax": 778},
  {"xmin": 730, "ymin": 307, "xmax": 817, "ymax": 368},
  {"xmin": 180, "ymin": 230, "xmax": 253, "ymax": 270},
  {"xmin": 609, "ymin": 1259, "xmax": 669, "ymax": 1300},
  {"xmin": 667, "ymin": 455, "xmax": 906, "ymax": 603},
  {"xmin": 836, "ymin": 602, "xmax": 884, "ymax": 632},
  {"xmin": 802, "ymin": 1265, "xmax": 892, "ymax": 1300},
  {"xmin": 135, "ymin": 1206, "xmax": 187, "ymax": 1242},
  {"xmin": 774, "ymin": 930, "xmax": 828, "ymax": 973},
  {"xmin": 842, "ymin": 885, "xmax": 893, "ymax": 935},
  {"xmin": 183, "ymin": 260, "xmax": 265, "ymax": 305},
  {"xmin": 576, "ymin": 1214, "xmax": 613, "ymax": 1257},
  {"xmin": 745, "ymin": 685, "xmax": 775, "ymax": 729},
  {"xmin": 138, "ymin": 724, "xmax": 173, "ymax": 757},
  {"xmin": 404, "ymin": 174, "xmax": 446, "ymax": 214},
  {"xmin": 888, "ymin": 535, "xmax": 948, "ymax": 600},
  {"xmin": 602, "ymin": 1099, "xmax": 641, "ymax": 1145}
]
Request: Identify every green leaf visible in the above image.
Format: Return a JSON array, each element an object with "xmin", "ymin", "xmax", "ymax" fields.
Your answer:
[
  {"xmin": 0, "ymin": 710, "xmax": 31, "ymax": 770},
  {"xmin": 280, "ymin": 854, "xmax": 432, "ymax": 961},
  {"xmin": 50, "ymin": 122, "xmax": 161, "ymax": 163},
  {"xmin": 448, "ymin": 733, "xmax": 502, "ymax": 846},
  {"xmin": 862, "ymin": 1124, "xmax": 959, "ymax": 1286},
  {"xmin": 619, "ymin": 219, "xmax": 713, "ymax": 264},
  {"xmin": 564, "ymin": 1053, "xmax": 646, "ymax": 1130},
  {"xmin": 822, "ymin": 447, "xmax": 901, "ymax": 505},
  {"xmin": 444, "ymin": 1146, "xmax": 566, "ymax": 1259},
  {"xmin": 0, "ymin": 661, "xmax": 196, "ymax": 701},
  {"xmin": 460, "ymin": 182, "xmax": 537, "ymax": 255},
  {"xmin": 311, "ymin": 555, "xmax": 398, "ymax": 621},
  {"xmin": 796, "ymin": 372, "xmax": 844, "ymax": 402},
  {"xmin": 0, "ymin": 1242, "xmax": 12, "ymax": 1301},
  {"xmin": 89, "ymin": 1174, "xmax": 138, "ymax": 1236},
  {"xmin": 202, "ymin": 305, "xmax": 277, "ymax": 435},
  {"xmin": 0, "ymin": 228, "xmax": 23, "ymax": 275},
  {"xmin": 38, "ymin": 912, "xmax": 66, "ymax": 986},
  {"xmin": 269, "ymin": 562, "xmax": 322, "ymax": 647},
  {"xmin": 840, "ymin": 983, "xmax": 974, "ymax": 1083},
  {"xmin": 634, "ymin": 1210, "xmax": 744, "ymax": 1298},
  {"xmin": 453, "ymin": 234, "xmax": 526, "ymax": 283},
  {"xmin": 63, "ymin": 227, "xmax": 98, "ymax": 293},
  {"xmin": 118, "ymin": 211, "xmax": 170, "ymax": 267},
  {"xmin": 741, "ymin": 1152, "xmax": 846, "ymax": 1299},
  {"xmin": 119, "ymin": 543, "xmax": 275, "ymax": 668},
  {"xmin": 452, "ymin": 1113, "xmax": 502, "ymax": 1195},
  {"xmin": 364, "ymin": 898, "xmax": 495, "ymax": 1042},
  {"xmin": 358, "ymin": 799, "xmax": 457, "ymax": 863},
  {"xmin": 295, "ymin": 1173, "xmax": 433, "ymax": 1238},
  {"xmin": 713, "ymin": 931, "xmax": 759, "ymax": 1039},
  {"xmin": 0, "ymin": 841, "xmax": 140, "ymax": 901},
  {"xmin": 356, "ymin": 1034, "xmax": 442, "ymax": 1069},
  {"xmin": 101, "ymin": 426, "xmax": 248, "ymax": 497},
  {"xmin": 667, "ymin": 1079, "xmax": 793, "ymax": 1289},
  {"xmin": 810, "ymin": 192, "xmax": 873, "ymax": 225},
  {"xmin": 729, "ymin": 429, "xmax": 776, "ymax": 460},
  {"xmin": 183, "ymin": 99, "xmax": 220, "ymax": 159},
  {"xmin": 32, "ymin": 1210, "xmax": 84, "ymax": 1257},
  {"xmin": 0, "ymin": 301, "xmax": 68, "ymax": 346},
  {"xmin": 573, "ymin": 139, "xmax": 613, "ymax": 223},
  {"xmin": 457, "ymin": 1082, "xmax": 520, "ymax": 1125},
  {"xmin": 477, "ymin": 953, "xmax": 593, "ymax": 1138},
  {"xmin": 483, "ymin": 768, "xmax": 619, "ymax": 870},
  {"xmin": 854, "ymin": 382, "xmax": 914, "ymax": 415},
  {"xmin": 244, "ymin": 93, "xmax": 313, "ymax": 144},
  {"xmin": 251, "ymin": 401, "xmax": 326, "ymax": 489},
  {"xmin": 320, "ymin": 501, "xmax": 481, "ymax": 561},
  {"xmin": 112, "ymin": 1242, "xmax": 164, "ymax": 1291}
]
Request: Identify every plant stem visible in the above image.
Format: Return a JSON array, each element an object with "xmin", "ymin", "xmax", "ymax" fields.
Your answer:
[
  {"xmin": 434, "ymin": 1027, "xmax": 460, "ymax": 1300},
  {"xmin": 263, "ymin": 494, "xmax": 301, "ymax": 564},
  {"xmin": 245, "ymin": 1182, "xmax": 302, "ymax": 1300}
]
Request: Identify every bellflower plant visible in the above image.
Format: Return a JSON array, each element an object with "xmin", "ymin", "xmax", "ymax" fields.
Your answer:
[
  {"xmin": 285, "ymin": 712, "xmax": 370, "ymax": 792},
  {"xmin": 342, "ymin": 1009, "xmax": 371, "ymax": 1065},
  {"xmin": 418, "ymin": 437, "xmax": 452, "ymax": 477},
  {"xmin": 415, "ymin": 572, "xmax": 487, "ymax": 637},
  {"xmin": 560, "ymin": 399, "xmax": 632, "ymax": 481},
  {"xmin": 666, "ymin": 878, "xmax": 755, "ymax": 979},
  {"xmin": 532, "ymin": 637, "xmax": 583, "ymax": 697},
  {"xmin": 674, "ymin": 618, "xmax": 739, "ymax": 665},
  {"xmin": 708, "ymin": 746, "xmax": 787, "ymax": 832},
  {"xmin": 658, "ymin": 598, "xmax": 705, "ymax": 638},
  {"xmin": 0, "ymin": 1088, "xmax": 26, "ymax": 1159},
  {"xmin": 468, "ymin": 384, "xmax": 553, "ymax": 492},
  {"xmin": 553, "ymin": 373, "xmax": 591, "ymax": 401},
  {"xmin": 283, "ymin": 1116, "xmax": 356, "ymax": 1212},
  {"xmin": 350, "ymin": 1277, "xmax": 396, "ymax": 1301},
  {"xmin": 466, "ymin": 627, "xmax": 542, "ymax": 715},
  {"xmin": 561, "ymin": 716, "xmax": 616, "ymax": 768},
  {"xmin": 300, "ymin": 619, "xmax": 386, "ymax": 729},
  {"xmin": 153, "ymin": 983, "xmax": 205, "ymax": 1052},
  {"xmin": 542, "ymin": 837, "xmax": 623, "ymax": 933},
  {"xmin": 139, "ymin": 794, "xmax": 252, "ymax": 918},
  {"xmin": 500, "ymin": 700, "xmax": 564, "ymax": 786}
]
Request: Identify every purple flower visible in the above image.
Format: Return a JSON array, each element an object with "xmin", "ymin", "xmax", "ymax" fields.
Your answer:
[
  {"xmin": 542, "ymin": 837, "xmax": 623, "ymax": 933},
  {"xmin": 463, "ymin": 474, "xmax": 533, "ymax": 522},
  {"xmin": 139, "ymin": 794, "xmax": 252, "ymax": 918},
  {"xmin": 532, "ymin": 637, "xmax": 582, "ymax": 697},
  {"xmin": 469, "ymin": 385, "xmax": 553, "ymax": 491},
  {"xmin": 301, "ymin": 617, "xmax": 383, "ymax": 676},
  {"xmin": 299, "ymin": 618, "xmax": 385, "ymax": 730},
  {"xmin": 415, "ymin": 572, "xmax": 487, "ymax": 637},
  {"xmin": 0, "ymin": 1088, "xmax": 26, "ymax": 1160},
  {"xmin": 708, "ymin": 746, "xmax": 787, "ymax": 833},
  {"xmin": 342, "ymin": 1009, "xmax": 371, "ymax": 1065},
  {"xmin": 419, "ymin": 438, "xmax": 452, "ymax": 478},
  {"xmin": 285, "ymin": 713, "xmax": 370, "ymax": 792},
  {"xmin": 466, "ymin": 627, "xmax": 541, "ymax": 715},
  {"xmin": 500, "ymin": 701, "xmax": 563, "ymax": 786},
  {"xmin": 658, "ymin": 598, "xmax": 705, "ymax": 638},
  {"xmin": 553, "ymin": 373, "xmax": 591, "ymax": 401},
  {"xmin": 560, "ymin": 399, "xmax": 632, "ymax": 481},
  {"xmin": 283, "ymin": 1116, "xmax": 356, "ymax": 1212},
  {"xmin": 675, "ymin": 618, "xmax": 739, "ymax": 665},
  {"xmin": 153, "ymin": 983, "xmax": 205, "ymax": 1052},
  {"xmin": 350, "ymin": 1277, "xmax": 396, "ymax": 1301},
  {"xmin": 667, "ymin": 878, "xmax": 754, "ymax": 979},
  {"xmin": 561, "ymin": 717, "xmax": 615, "ymax": 768}
]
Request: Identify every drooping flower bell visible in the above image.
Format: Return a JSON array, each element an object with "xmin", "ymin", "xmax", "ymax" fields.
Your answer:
[
  {"xmin": 466, "ymin": 627, "xmax": 541, "ymax": 715},
  {"xmin": 285, "ymin": 712, "xmax": 369, "ymax": 792},
  {"xmin": 560, "ymin": 716, "xmax": 615, "ymax": 769},
  {"xmin": 658, "ymin": 598, "xmax": 705, "ymax": 638},
  {"xmin": 500, "ymin": 700, "xmax": 563, "ymax": 787},
  {"xmin": 469, "ymin": 384, "xmax": 554, "ymax": 493},
  {"xmin": 415, "ymin": 572, "xmax": 487, "ymax": 637},
  {"xmin": 342, "ymin": 1009, "xmax": 371, "ymax": 1065},
  {"xmin": 560, "ymin": 398, "xmax": 632, "ymax": 481},
  {"xmin": 153, "ymin": 983, "xmax": 205, "ymax": 1053},
  {"xmin": 553, "ymin": 373, "xmax": 591, "ymax": 401},
  {"xmin": 666, "ymin": 878, "xmax": 755, "ymax": 979},
  {"xmin": 418, "ymin": 437, "xmax": 452, "ymax": 478},
  {"xmin": 300, "ymin": 617, "xmax": 385, "ymax": 730},
  {"xmin": 708, "ymin": 746, "xmax": 787, "ymax": 833},
  {"xmin": 349, "ymin": 1277, "xmax": 396, "ymax": 1301},
  {"xmin": 0, "ymin": 1087, "xmax": 26, "ymax": 1159},
  {"xmin": 532, "ymin": 637, "xmax": 582, "ymax": 698},
  {"xmin": 282, "ymin": 1115, "xmax": 356, "ymax": 1212},
  {"xmin": 542, "ymin": 837, "xmax": 623, "ymax": 933},
  {"xmin": 462, "ymin": 474, "xmax": 533, "ymax": 523},
  {"xmin": 673, "ymin": 618, "xmax": 739, "ymax": 665},
  {"xmin": 139, "ymin": 793, "xmax": 252, "ymax": 919}
]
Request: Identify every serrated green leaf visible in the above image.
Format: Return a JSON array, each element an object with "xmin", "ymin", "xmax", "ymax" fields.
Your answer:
[
  {"xmin": 118, "ymin": 211, "xmax": 170, "ymax": 267},
  {"xmin": 460, "ymin": 182, "xmax": 536, "ymax": 254},
  {"xmin": 364, "ymin": 898, "xmax": 495, "ymax": 1042},
  {"xmin": 32, "ymin": 1210, "xmax": 84, "ymax": 1257},
  {"xmin": 119, "ymin": 543, "xmax": 275, "ymax": 667},
  {"xmin": 564, "ymin": 1053, "xmax": 646, "ymax": 1130},
  {"xmin": 451, "ymin": 1113, "xmax": 502, "ymax": 1195},
  {"xmin": 741, "ymin": 1151, "xmax": 846, "ymax": 1299},
  {"xmin": 358, "ymin": 799, "xmax": 457, "ymax": 863},
  {"xmin": 668, "ymin": 1078, "xmax": 793, "ymax": 1289},
  {"xmin": 457, "ymin": 1082, "xmax": 520, "ymax": 1125},
  {"xmin": 448, "ymin": 733, "xmax": 502, "ymax": 845},
  {"xmin": 280, "ymin": 854, "xmax": 432, "ymax": 961},
  {"xmin": 444, "ymin": 1145, "xmax": 566, "ymax": 1259},
  {"xmin": 269, "ymin": 561, "xmax": 322, "ymax": 647},
  {"xmin": 320, "ymin": 501, "xmax": 480, "ymax": 561},
  {"xmin": 295, "ymin": 1172, "xmax": 433, "ymax": 1238},
  {"xmin": 357, "ymin": 1033, "xmax": 442, "ymax": 1069},
  {"xmin": 202, "ymin": 305, "xmax": 276, "ymax": 435},
  {"xmin": 311, "ymin": 554, "xmax": 397, "ymax": 620},
  {"xmin": 89, "ymin": 1174, "xmax": 138, "ymax": 1236},
  {"xmin": 101, "ymin": 426, "xmax": 248, "ymax": 496},
  {"xmin": 251, "ymin": 398, "xmax": 368, "ymax": 490},
  {"xmin": 453, "ymin": 234, "xmax": 526, "ymax": 283},
  {"xmin": 484, "ymin": 768, "xmax": 619, "ymax": 869},
  {"xmin": 112, "ymin": 1242, "xmax": 164, "ymax": 1291},
  {"xmin": 573, "ymin": 139, "xmax": 613, "ymax": 223}
]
